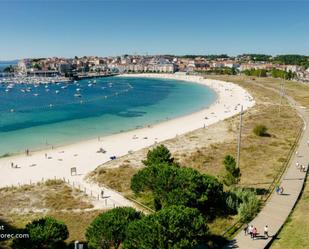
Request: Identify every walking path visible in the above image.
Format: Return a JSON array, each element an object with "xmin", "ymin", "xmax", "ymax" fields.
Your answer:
[{"xmin": 224, "ymin": 85, "xmax": 309, "ymax": 249}]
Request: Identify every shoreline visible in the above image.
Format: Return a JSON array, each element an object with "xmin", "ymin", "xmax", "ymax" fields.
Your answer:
[{"xmin": 0, "ymin": 74, "xmax": 255, "ymax": 203}]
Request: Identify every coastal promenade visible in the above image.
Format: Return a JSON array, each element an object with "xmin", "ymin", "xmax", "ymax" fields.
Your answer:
[
  {"xmin": 224, "ymin": 84, "xmax": 309, "ymax": 249},
  {"xmin": 0, "ymin": 74, "xmax": 254, "ymax": 210}
]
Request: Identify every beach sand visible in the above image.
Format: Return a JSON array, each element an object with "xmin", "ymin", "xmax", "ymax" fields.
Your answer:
[{"xmin": 0, "ymin": 74, "xmax": 255, "ymax": 208}]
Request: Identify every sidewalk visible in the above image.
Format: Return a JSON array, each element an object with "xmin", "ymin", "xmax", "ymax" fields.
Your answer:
[{"xmin": 224, "ymin": 88, "xmax": 309, "ymax": 249}]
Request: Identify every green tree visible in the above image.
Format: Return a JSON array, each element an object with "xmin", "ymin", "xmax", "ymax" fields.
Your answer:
[
  {"xmin": 12, "ymin": 217, "xmax": 68, "ymax": 249},
  {"xmin": 131, "ymin": 163, "xmax": 224, "ymax": 215},
  {"xmin": 123, "ymin": 206, "xmax": 209, "ymax": 249},
  {"xmin": 86, "ymin": 207, "xmax": 143, "ymax": 249},
  {"xmin": 223, "ymin": 155, "xmax": 241, "ymax": 186},
  {"xmin": 142, "ymin": 145, "xmax": 174, "ymax": 167}
]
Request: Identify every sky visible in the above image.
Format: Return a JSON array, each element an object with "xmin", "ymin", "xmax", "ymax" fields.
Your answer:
[{"xmin": 0, "ymin": 0, "xmax": 308, "ymax": 60}]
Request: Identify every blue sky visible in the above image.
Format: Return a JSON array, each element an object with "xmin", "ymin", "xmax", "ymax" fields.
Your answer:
[{"xmin": 0, "ymin": 0, "xmax": 308, "ymax": 60}]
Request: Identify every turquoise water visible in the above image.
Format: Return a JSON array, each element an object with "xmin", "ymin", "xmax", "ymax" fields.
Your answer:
[{"xmin": 0, "ymin": 76, "xmax": 216, "ymax": 155}]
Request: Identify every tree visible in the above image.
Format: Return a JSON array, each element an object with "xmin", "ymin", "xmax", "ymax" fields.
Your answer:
[
  {"xmin": 253, "ymin": 124, "xmax": 268, "ymax": 136},
  {"xmin": 12, "ymin": 217, "xmax": 68, "ymax": 249},
  {"xmin": 131, "ymin": 163, "xmax": 224, "ymax": 215},
  {"xmin": 86, "ymin": 207, "xmax": 143, "ymax": 249},
  {"xmin": 223, "ymin": 155, "xmax": 241, "ymax": 186},
  {"xmin": 123, "ymin": 206, "xmax": 209, "ymax": 249},
  {"xmin": 142, "ymin": 145, "xmax": 174, "ymax": 167}
]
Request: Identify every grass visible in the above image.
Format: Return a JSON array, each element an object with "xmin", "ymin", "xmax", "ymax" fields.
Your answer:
[
  {"xmin": 0, "ymin": 180, "xmax": 103, "ymax": 246},
  {"xmin": 89, "ymin": 75, "xmax": 303, "ymax": 237}
]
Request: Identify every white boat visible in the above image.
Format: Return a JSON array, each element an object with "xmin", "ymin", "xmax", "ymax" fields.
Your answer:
[
  {"xmin": 88, "ymin": 83, "xmax": 92, "ymax": 87},
  {"xmin": 55, "ymin": 90, "xmax": 60, "ymax": 94},
  {"xmin": 33, "ymin": 93, "xmax": 39, "ymax": 97},
  {"xmin": 74, "ymin": 93, "xmax": 82, "ymax": 97}
]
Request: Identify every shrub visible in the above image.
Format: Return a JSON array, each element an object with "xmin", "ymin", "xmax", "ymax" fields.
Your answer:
[
  {"xmin": 253, "ymin": 124, "xmax": 268, "ymax": 136},
  {"xmin": 236, "ymin": 189, "xmax": 260, "ymax": 222}
]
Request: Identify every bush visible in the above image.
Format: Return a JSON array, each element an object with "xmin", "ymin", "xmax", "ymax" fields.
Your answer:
[
  {"xmin": 12, "ymin": 217, "xmax": 68, "ymax": 249},
  {"xmin": 253, "ymin": 124, "xmax": 268, "ymax": 136},
  {"xmin": 236, "ymin": 189, "xmax": 260, "ymax": 222}
]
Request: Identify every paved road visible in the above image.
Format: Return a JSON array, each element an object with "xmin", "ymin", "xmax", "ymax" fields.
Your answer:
[{"xmin": 224, "ymin": 85, "xmax": 309, "ymax": 249}]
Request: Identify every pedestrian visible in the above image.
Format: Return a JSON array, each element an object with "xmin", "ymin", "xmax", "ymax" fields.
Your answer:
[
  {"xmin": 264, "ymin": 225, "xmax": 269, "ymax": 238},
  {"xmin": 252, "ymin": 227, "xmax": 257, "ymax": 240},
  {"xmin": 248, "ymin": 225, "xmax": 253, "ymax": 238},
  {"xmin": 296, "ymin": 151, "xmax": 299, "ymax": 157},
  {"xmin": 300, "ymin": 164, "xmax": 306, "ymax": 172},
  {"xmin": 11, "ymin": 162, "xmax": 14, "ymax": 168},
  {"xmin": 280, "ymin": 186, "xmax": 284, "ymax": 195},
  {"xmin": 275, "ymin": 186, "xmax": 280, "ymax": 194},
  {"xmin": 101, "ymin": 189, "xmax": 104, "ymax": 199},
  {"xmin": 45, "ymin": 153, "xmax": 47, "ymax": 159},
  {"xmin": 296, "ymin": 162, "xmax": 299, "ymax": 168},
  {"xmin": 243, "ymin": 223, "xmax": 249, "ymax": 236}
]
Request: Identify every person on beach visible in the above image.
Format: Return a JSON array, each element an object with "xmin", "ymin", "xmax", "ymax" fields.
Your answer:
[
  {"xmin": 243, "ymin": 223, "xmax": 248, "ymax": 236},
  {"xmin": 11, "ymin": 162, "xmax": 14, "ymax": 168},
  {"xmin": 296, "ymin": 162, "xmax": 299, "ymax": 168},
  {"xmin": 264, "ymin": 225, "xmax": 269, "ymax": 238},
  {"xmin": 280, "ymin": 186, "xmax": 284, "ymax": 195},
  {"xmin": 45, "ymin": 153, "xmax": 47, "ymax": 159},
  {"xmin": 101, "ymin": 190, "xmax": 104, "ymax": 199}
]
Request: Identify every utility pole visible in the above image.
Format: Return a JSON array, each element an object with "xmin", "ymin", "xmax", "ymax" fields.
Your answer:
[
  {"xmin": 236, "ymin": 105, "xmax": 243, "ymax": 168},
  {"xmin": 279, "ymin": 75, "xmax": 285, "ymax": 117}
]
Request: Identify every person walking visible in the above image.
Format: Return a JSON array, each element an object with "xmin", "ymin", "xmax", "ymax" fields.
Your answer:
[
  {"xmin": 101, "ymin": 189, "xmax": 104, "ymax": 199},
  {"xmin": 280, "ymin": 186, "xmax": 284, "ymax": 195},
  {"xmin": 243, "ymin": 223, "xmax": 248, "ymax": 236},
  {"xmin": 264, "ymin": 225, "xmax": 269, "ymax": 238},
  {"xmin": 275, "ymin": 185, "xmax": 280, "ymax": 194},
  {"xmin": 252, "ymin": 227, "xmax": 257, "ymax": 240},
  {"xmin": 248, "ymin": 225, "xmax": 254, "ymax": 238}
]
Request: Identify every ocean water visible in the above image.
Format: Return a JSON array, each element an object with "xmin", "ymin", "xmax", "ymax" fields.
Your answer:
[{"xmin": 0, "ymin": 76, "xmax": 216, "ymax": 155}]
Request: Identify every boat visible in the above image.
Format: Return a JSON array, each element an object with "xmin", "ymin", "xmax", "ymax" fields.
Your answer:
[
  {"xmin": 55, "ymin": 90, "xmax": 60, "ymax": 94},
  {"xmin": 74, "ymin": 93, "xmax": 82, "ymax": 97},
  {"xmin": 33, "ymin": 93, "xmax": 39, "ymax": 97}
]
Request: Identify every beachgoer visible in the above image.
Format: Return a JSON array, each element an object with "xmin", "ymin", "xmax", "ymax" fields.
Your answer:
[
  {"xmin": 11, "ymin": 162, "xmax": 14, "ymax": 168},
  {"xmin": 45, "ymin": 153, "xmax": 47, "ymax": 159},
  {"xmin": 243, "ymin": 224, "xmax": 249, "ymax": 236},
  {"xmin": 280, "ymin": 186, "xmax": 284, "ymax": 195},
  {"xmin": 101, "ymin": 190, "xmax": 104, "ymax": 199},
  {"xmin": 296, "ymin": 162, "xmax": 299, "ymax": 168},
  {"xmin": 252, "ymin": 227, "xmax": 257, "ymax": 240},
  {"xmin": 264, "ymin": 225, "xmax": 269, "ymax": 238}
]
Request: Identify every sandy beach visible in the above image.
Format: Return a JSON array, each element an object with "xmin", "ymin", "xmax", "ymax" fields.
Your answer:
[{"xmin": 0, "ymin": 74, "xmax": 255, "ymax": 207}]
